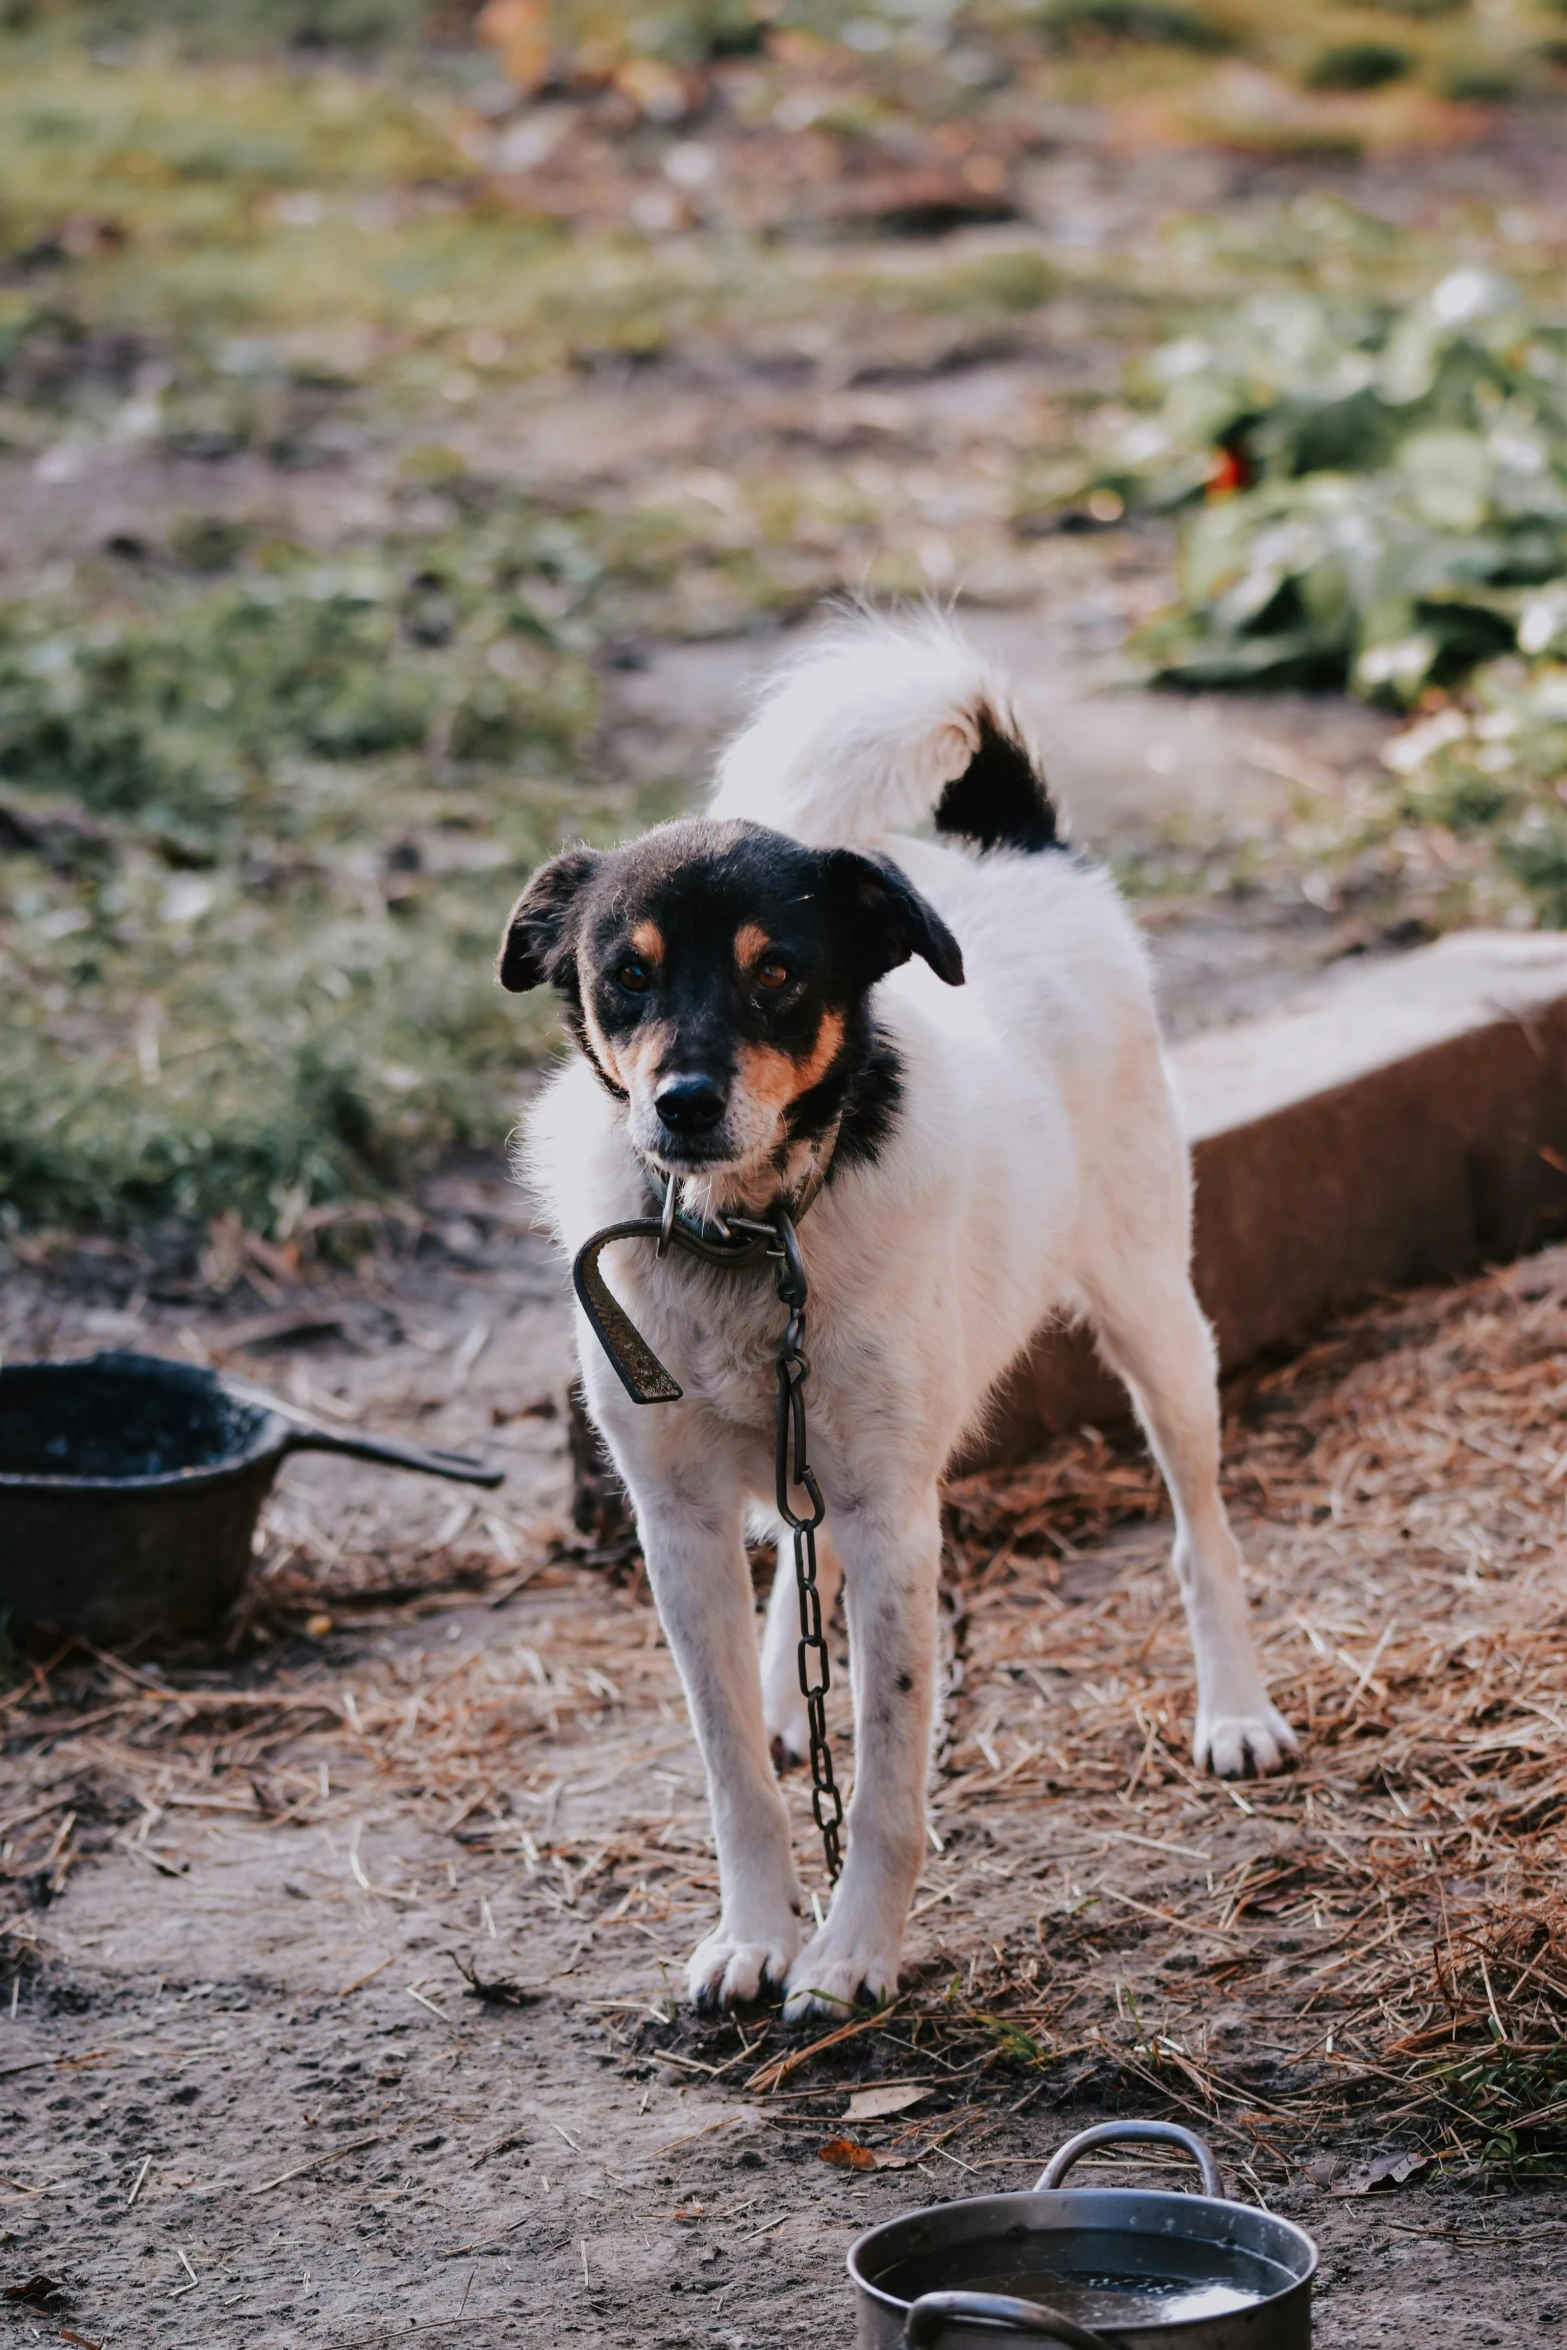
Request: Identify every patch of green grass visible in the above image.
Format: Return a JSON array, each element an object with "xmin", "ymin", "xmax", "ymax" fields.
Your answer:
[
  {"xmin": 1440, "ymin": 59, "xmax": 1519, "ymax": 97},
  {"xmin": 1013, "ymin": 0, "xmax": 1567, "ymax": 105},
  {"xmin": 1383, "ymin": 663, "xmax": 1567, "ymax": 924},
  {"xmin": 0, "ymin": 496, "xmax": 667, "ymax": 1234},
  {"xmin": 1034, "ymin": 0, "xmax": 1237, "ymax": 51},
  {"xmin": 1305, "ymin": 37, "xmax": 1414, "ymax": 88},
  {"xmin": 0, "ymin": 41, "xmax": 894, "ymax": 442},
  {"xmin": 10, "ymin": 0, "xmax": 454, "ymax": 52},
  {"xmin": 1419, "ymin": 2034, "xmax": 1567, "ymax": 2177},
  {"xmin": 910, "ymin": 246, "xmax": 1059, "ymax": 317},
  {"xmin": 570, "ymin": 0, "xmax": 776, "ymax": 65}
]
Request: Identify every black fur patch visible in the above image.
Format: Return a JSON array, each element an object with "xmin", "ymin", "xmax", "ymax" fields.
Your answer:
[
  {"xmin": 934, "ymin": 707, "xmax": 1060, "ymax": 853},
  {"xmin": 815, "ymin": 1026, "xmax": 903, "ymax": 1177}
]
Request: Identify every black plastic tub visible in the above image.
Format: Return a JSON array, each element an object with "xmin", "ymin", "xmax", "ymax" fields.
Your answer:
[{"xmin": 0, "ymin": 1351, "xmax": 503, "ymax": 1647}]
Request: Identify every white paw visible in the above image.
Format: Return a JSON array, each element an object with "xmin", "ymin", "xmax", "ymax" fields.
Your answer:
[
  {"xmin": 782, "ymin": 1926, "xmax": 900, "ymax": 2023},
  {"xmin": 687, "ymin": 1913, "xmax": 802, "ymax": 2009},
  {"xmin": 1195, "ymin": 1699, "xmax": 1299, "ymax": 1779}
]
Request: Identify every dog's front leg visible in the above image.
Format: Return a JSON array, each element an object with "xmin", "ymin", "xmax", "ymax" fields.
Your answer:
[
  {"xmin": 783, "ymin": 1487, "xmax": 940, "ymax": 2021},
  {"xmin": 627, "ymin": 1467, "xmax": 805, "ymax": 2007}
]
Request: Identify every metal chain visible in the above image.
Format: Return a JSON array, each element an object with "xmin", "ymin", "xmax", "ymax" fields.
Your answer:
[
  {"xmin": 769, "ymin": 1209, "xmax": 844, "ymax": 1884},
  {"xmin": 571, "ymin": 1174, "xmax": 845, "ymax": 1886}
]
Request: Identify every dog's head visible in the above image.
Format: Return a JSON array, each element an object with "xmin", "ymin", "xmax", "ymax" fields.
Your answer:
[{"xmin": 498, "ymin": 819, "xmax": 963, "ymax": 1194}]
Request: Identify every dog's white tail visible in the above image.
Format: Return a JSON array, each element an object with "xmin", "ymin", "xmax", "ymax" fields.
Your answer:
[{"xmin": 708, "ymin": 610, "xmax": 1060, "ymax": 853}]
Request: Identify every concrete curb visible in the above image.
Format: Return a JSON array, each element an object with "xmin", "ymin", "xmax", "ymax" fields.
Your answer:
[{"xmin": 977, "ymin": 932, "xmax": 1567, "ymax": 1465}]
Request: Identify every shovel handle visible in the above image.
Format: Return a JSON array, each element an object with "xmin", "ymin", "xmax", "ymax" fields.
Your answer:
[
  {"xmin": 282, "ymin": 1425, "xmax": 504, "ymax": 1488},
  {"xmin": 903, "ymin": 2293, "xmax": 1114, "ymax": 2349}
]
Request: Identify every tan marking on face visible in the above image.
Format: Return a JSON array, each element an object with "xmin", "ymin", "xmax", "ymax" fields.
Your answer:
[
  {"xmin": 735, "ymin": 1008, "xmax": 846, "ymax": 1113},
  {"xmin": 734, "ymin": 922, "xmax": 770, "ymax": 971},
  {"xmin": 583, "ymin": 993, "xmax": 671, "ymax": 1097},
  {"xmin": 630, "ymin": 920, "xmax": 665, "ymax": 963},
  {"xmin": 580, "ymin": 992, "xmax": 627, "ymax": 1090},
  {"xmin": 621, "ymin": 1022, "xmax": 670, "ymax": 1093}
]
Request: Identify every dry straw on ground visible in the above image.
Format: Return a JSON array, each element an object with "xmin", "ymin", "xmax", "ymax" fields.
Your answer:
[{"xmin": 8, "ymin": 1245, "xmax": 1567, "ymax": 2178}]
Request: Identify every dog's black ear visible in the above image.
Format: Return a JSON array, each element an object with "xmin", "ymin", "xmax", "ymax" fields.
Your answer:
[
  {"xmin": 825, "ymin": 849, "xmax": 965, "ymax": 989},
  {"xmin": 497, "ymin": 848, "xmax": 600, "ymax": 993}
]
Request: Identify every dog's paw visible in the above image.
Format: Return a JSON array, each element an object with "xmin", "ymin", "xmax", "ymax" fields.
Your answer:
[
  {"xmin": 687, "ymin": 1916, "xmax": 801, "ymax": 2010},
  {"xmin": 1195, "ymin": 1699, "xmax": 1299, "ymax": 1779},
  {"xmin": 781, "ymin": 1928, "xmax": 900, "ymax": 2024}
]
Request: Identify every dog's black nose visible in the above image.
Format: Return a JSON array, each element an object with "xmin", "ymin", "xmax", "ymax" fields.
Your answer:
[{"xmin": 656, "ymin": 1077, "xmax": 727, "ymax": 1136}]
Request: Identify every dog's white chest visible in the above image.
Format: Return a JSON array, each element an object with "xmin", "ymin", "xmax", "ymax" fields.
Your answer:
[{"xmin": 622, "ymin": 1251, "xmax": 783, "ymax": 1429}]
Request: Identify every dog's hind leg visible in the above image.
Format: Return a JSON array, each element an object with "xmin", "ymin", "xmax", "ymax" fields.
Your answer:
[
  {"xmin": 781, "ymin": 1487, "xmax": 941, "ymax": 2020},
  {"xmin": 1080, "ymin": 1246, "xmax": 1297, "ymax": 1781},
  {"xmin": 759, "ymin": 1523, "xmax": 843, "ymax": 1775}
]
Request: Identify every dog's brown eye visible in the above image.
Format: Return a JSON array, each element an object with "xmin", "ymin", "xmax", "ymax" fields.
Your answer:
[
  {"xmin": 616, "ymin": 957, "xmax": 651, "ymax": 994},
  {"xmin": 755, "ymin": 958, "xmax": 790, "ymax": 991}
]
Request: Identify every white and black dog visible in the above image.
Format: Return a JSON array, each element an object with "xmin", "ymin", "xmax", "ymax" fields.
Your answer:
[{"xmin": 501, "ymin": 612, "xmax": 1296, "ymax": 2021}]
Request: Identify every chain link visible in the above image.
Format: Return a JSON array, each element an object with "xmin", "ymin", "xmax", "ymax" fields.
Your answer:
[{"xmin": 769, "ymin": 1211, "xmax": 844, "ymax": 1884}]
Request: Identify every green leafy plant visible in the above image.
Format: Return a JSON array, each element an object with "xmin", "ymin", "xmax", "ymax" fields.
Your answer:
[
  {"xmin": 1418, "ymin": 2033, "xmax": 1567, "ymax": 2177},
  {"xmin": 1073, "ymin": 268, "xmax": 1567, "ymax": 932},
  {"xmin": 1103, "ymin": 271, "xmax": 1567, "ymax": 707}
]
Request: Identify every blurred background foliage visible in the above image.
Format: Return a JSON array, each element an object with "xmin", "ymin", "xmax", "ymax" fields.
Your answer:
[
  {"xmin": 4, "ymin": 0, "xmax": 1567, "ymax": 1233},
  {"xmin": 0, "ymin": 504, "xmax": 629, "ymax": 1231},
  {"xmin": 1106, "ymin": 272, "xmax": 1567, "ymax": 704},
  {"xmin": 11, "ymin": 0, "xmax": 1567, "ymax": 93}
]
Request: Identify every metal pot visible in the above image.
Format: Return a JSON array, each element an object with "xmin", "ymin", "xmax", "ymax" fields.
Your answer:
[
  {"xmin": 0, "ymin": 1351, "xmax": 503, "ymax": 1647},
  {"xmin": 848, "ymin": 2121, "xmax": 1316, "ymax": 2350}
]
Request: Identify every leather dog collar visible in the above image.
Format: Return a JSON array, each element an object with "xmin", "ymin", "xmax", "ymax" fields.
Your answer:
[{"xmin": 572, "ymin": 1116, "xmax": 841, "ymax": 1407}]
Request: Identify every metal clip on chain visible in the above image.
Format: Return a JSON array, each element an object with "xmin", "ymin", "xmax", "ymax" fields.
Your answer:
[{"xmin": 770, "ymin": 1211, "xmax": 844, "ymax": 1884}]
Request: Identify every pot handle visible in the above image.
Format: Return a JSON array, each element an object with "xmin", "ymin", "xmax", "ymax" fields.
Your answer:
[
  {"xmin": 902, "ymin": 2292, "xmax": 1114, "ymax": 2349},
  {"xmin": 1034, "ymin": 2119, "xmax": 1222, "ymax": 2198},
  {"xmin": 281, "ymin": 1425, "xmax": 505, "ymax": 1488}
]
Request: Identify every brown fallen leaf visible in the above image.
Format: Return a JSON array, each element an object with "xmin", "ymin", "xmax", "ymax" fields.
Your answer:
[
  {"xmin": 3, "ymin": 2277, "xmax": 64, "ymax": 2308},
  {"xmin": 818, "ymin": 2137, "xmax": 877, "ymax": 2172},
  {"xmin": 844, "ymin": 2083, "xmax": 930, "ymax": 2124},
  {"xmin": 59, "ymin": 2330, "xmax": 102, "ymax": 2350},
  {"xmin": 1329, "ymin": 2150, "xmax": 1433, "ymax": 2197}
]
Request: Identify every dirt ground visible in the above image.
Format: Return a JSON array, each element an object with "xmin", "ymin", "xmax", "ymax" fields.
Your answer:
[{"xmin": 9, "ymin": 1204, "xmax": 1567, "ymax": 2347}]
